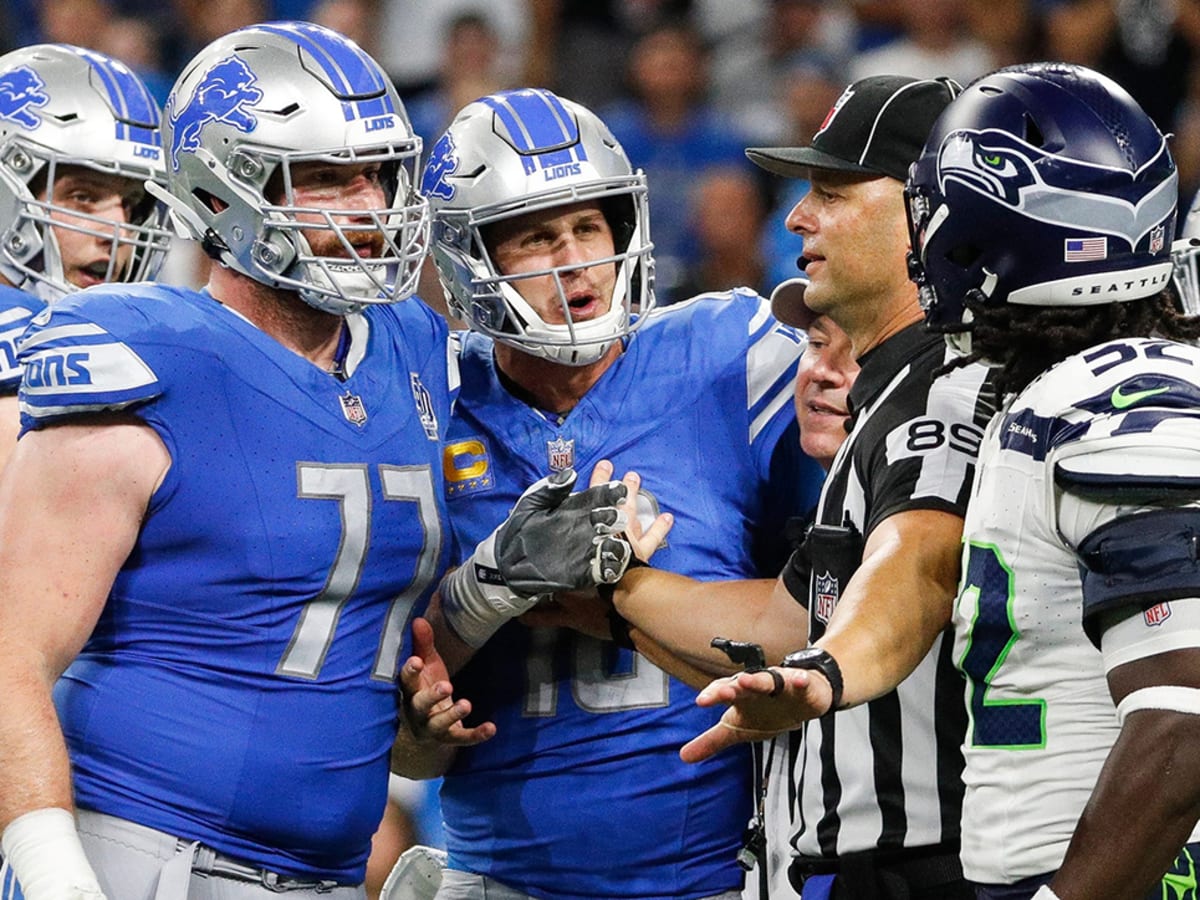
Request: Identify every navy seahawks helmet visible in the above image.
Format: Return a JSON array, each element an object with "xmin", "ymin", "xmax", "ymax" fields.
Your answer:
[
  {"xmin": 906, "ymin": 63, "xmax": 1177, "ymax": 354},
  {"xmin": 422, "ymin": 88, "xmax": 654, "ymax": 366}
]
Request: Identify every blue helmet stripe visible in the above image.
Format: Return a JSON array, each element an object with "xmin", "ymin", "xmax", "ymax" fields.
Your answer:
[
  {"xmin": 74, "ymin": 47, "xmax": 159, "ymax": 144},
  {"xmin": 482, "ymin": 89, "xmax": 580, "ymax": 154},
  {"xmin": 257, "ymin": 22, "xmax": 394, "ymax": 123}
]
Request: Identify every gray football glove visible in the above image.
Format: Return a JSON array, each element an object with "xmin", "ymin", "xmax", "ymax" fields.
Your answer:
[{"xmin": 440, "ymin": 468, "xmax": 634, "ymax": 648}]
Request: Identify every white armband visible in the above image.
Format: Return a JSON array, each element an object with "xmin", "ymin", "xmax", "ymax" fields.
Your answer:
[
  {"xmin": 1031, "ymin": 887, "xmax": 1061, "ymax": 900},
  {"xmin": 1, "ymin": 807, "xmax": 106, "ymax": 900},
  {"xmin": 1116, "ymin": 686, "xmax": 1200, "ymax": 725}
]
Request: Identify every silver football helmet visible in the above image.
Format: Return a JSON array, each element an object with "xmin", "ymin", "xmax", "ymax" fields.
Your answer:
[
  {"xmin": 422, "ymin": 88, "xmax": 654, "ymax": 366},
  {"xmin": 157, "ymin": 21, "xmax": 429, "ymax": 316},
  {"xmin": 0, "ymin": 44, "xmax": 171, "ymax": 302}
]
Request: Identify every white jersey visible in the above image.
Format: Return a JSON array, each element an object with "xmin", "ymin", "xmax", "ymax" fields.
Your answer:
[{"xmin": 955, "ymin": 336, "xmax": 1200, "ymax": 884}]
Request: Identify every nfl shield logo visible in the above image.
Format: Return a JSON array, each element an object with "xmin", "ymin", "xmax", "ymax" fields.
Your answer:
[
  {"xmin": 410, "ymin": 373, "xmax": 439, "ymax": 440},
  {"xmin": 547, "ymin": 436, "xmax": 574, "ymax": 472},
  {"xmin": 814, "ymin": 571, "xmax": 838, "ymax": 624},
  {"xmin": 1150, "ymin": 225, "xmax": 1166, "ymax": 253},
  {"xmin": 1144, "ymin": 601, "xmax": 1171, "ymax": 627},
  {"xmin": 339, "ymin": 392, "xmax": 367, "ymax": 426}
]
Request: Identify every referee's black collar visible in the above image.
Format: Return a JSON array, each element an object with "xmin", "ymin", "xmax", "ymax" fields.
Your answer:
[{"xmin": 846, "ymin": 321, "xmax": 941, "ymax": 421}]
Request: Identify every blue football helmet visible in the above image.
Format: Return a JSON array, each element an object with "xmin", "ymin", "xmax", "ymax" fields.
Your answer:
[
  {"xmin": 421, "ymin": 88, "xmax": 654, "ymax": 366},
  {"xmin": 906, "ymin": 63, "xmax": 1178, "ymax": 355}
]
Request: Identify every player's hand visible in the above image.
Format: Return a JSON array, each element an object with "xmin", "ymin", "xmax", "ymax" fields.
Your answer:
[
  {"xmin": 495, "ymin": 467, "xmax": 633, "ymax": 592},
  {"xmin": 439, "ymin": 468, "xmax": 635, "ymax": 647},
  {"xmin": 588, "ymin": 459, "xmax": 673, "ymax": 564},
  {"xmin": 399, "ymin": 617, "xmax": 496, "ymax": 747},
  {"xmin": 679, "ymin": 666, "xmax": 833, "ymax": 763}
]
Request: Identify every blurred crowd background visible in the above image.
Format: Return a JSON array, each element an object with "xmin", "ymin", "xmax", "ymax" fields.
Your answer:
[
  {"xmin": 8, "ymin": 0, "xmax": 1200, "ymax": 307},
  {"xmin": 10, "ymin": 0, "xmax": 1200, "ymax": 856}
]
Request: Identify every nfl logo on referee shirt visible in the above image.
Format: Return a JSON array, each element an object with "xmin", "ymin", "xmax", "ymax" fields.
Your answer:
[
  {"xmin": 410, "ymin": 373, "xmax": 439, "ymax": 440},
  {"xmin": 547, "ymin": 436, "xmax": 574, "ymax": 472},
  {"xmin": 814, "ymin": 571, "xmax": 839, "ymax": 624}
]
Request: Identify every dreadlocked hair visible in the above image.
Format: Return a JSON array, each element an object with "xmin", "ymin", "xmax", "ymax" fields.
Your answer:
[{"xmin": 937, "ymin": 284, "xmax": 1200, "ymax": 398}]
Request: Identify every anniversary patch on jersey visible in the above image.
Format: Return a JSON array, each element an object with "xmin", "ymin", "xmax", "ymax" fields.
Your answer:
[
  {"xmin": 410, "ymin": 372, "xmax": 439, "ymax": 440},
  {"xmin": 443, "ymin": 437, "xmax": 493, "ymax": 497}
]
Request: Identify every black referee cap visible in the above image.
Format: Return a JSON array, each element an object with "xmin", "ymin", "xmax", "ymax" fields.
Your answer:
[{"xmin": 746, "ymin": 75, "xmax": 961, "ymax": 182}]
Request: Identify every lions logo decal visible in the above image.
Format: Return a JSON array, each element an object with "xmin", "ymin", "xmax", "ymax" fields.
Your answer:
[
  {"xmin": 0, "ymin": 67, "xmax": 49, "ymax": 130},
  {"xmin": 421, "ymin": 132, "xmax": 458, "ymax": 202},
  {"xmin": 936, "ymin": 128, "xmax": 1176, "ymax": 250},
  {"xmin": 168, "ymin": 56, "xmax": 263, "ymax": 172}
]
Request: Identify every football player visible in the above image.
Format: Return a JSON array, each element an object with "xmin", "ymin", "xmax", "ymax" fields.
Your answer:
[
  {"xmin": 906, "ymin": 62, "xmax": 1200, "ymax": 900},
  {"xmin": 394, "ymin": 88, "xmax": 820, "ymax": 899},
  {"xmin": 0, "ymin": 43, "xmax": 171, "ymax": 464},
  {"xmin": 0, "ymin": 24, "xmax": 630, "ymax": 900}
]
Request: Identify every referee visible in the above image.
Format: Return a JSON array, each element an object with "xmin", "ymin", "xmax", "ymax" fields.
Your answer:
[{"xmin": 678, "ymin": 75, "xmax": 996, "ymax": 899}]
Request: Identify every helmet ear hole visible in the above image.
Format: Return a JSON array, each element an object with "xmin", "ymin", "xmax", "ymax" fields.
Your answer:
[
  {"xmin": 947, "ymin": 243, "xmax": 981, "ymax": 268},
  {"xmin": 1022, "ymin": 113, "xmax": 1045, "ymax": 147}
]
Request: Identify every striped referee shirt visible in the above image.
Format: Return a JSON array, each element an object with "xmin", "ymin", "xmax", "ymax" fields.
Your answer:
[{"xmin": 773, "ymin": 323, "xmax": 995, "ymax": 863}]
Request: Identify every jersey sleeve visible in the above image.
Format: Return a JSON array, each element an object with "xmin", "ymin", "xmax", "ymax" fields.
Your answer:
[
  {"xmin": 0, "ymin": 287, "xmax": 43, "ymax": 395},
  {"xmin": 865, "ymin": 352, "xmax": 993, "ymax": 534},
  {"xmin": 1053, "ymin": 418, "xmax": 1200, "ymax": 646},
  {"xmin": 16, "ymin": 290, "xmax": 163, "ymax": 432},
  {"xmin": 723, "ymin": 290, "xmax": 817, "ymax": 571}
]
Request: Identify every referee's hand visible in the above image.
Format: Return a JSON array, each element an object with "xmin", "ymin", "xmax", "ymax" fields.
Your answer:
[{"xmin": 679, "ymin": 667, "xmax": 834, "ymax": 763}]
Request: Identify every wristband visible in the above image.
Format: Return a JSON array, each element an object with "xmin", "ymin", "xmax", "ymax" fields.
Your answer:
[
  {"xmin": 1, "ymin": 807, "xmax": 106, "ymax": 900},
  {"xmin": 1031, "ymin": 886, "xmax": 1061, "ymax": 900},
  {"xmin": 779, "ymin": 647, "xmax": 845, "ymax": 713}
]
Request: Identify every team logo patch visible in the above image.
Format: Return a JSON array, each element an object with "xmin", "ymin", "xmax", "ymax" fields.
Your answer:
[
  {"xmin": 546, "ymin": 436, "xmax": 574, "ymax": 472},
  {"xmin": 814, "ymin": 571, "xmax": 839, "ymax": 624},
  {"xmin": 443, "ymin": 437, "xmax": 493, "ymax": 497},
  {"xmin": 339, "ymin": 391, "xmax": 367, "ymax": 426},
  {"xmin": 0, "ymin": 66, "xmax": 49, "ymax": 129},
  {"xmin": 1144, "ymin": 601, "xmax": 1171, "ymax": 627},
  {"xmin": 409, "ymin": 373, "xmax": 439, "ymax": 440},
  {"xmin": 168, "ymin": 55, "xmax": 263, "ymax": 172},
  {"xmin": 421, "ymin": 132, "xmax": 458, "ymax": 201}
]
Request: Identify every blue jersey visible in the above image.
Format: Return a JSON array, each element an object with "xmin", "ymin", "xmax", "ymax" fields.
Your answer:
[
  {"xmin": 440, "ymin": 291, "xmax": 820, "ymax": 900},
  {"xmin": 0, "ymin": 284, "xmax": 43, "ymax": 394},
  {"xmin": 17, "ymin": 285, "xmax": 454, "ymax": 881}
]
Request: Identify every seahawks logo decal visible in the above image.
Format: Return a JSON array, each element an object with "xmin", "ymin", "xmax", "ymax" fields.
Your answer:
[{"xmin": 936, "ymin": 128, "xmax": 1176, "ymax": 250}]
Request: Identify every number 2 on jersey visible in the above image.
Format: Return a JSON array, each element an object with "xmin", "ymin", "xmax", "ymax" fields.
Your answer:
[{"xmin": 958, "ymin": 542, "xmax": 1046, "ymax": 749}]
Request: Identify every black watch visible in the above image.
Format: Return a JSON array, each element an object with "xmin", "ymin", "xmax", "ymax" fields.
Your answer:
[{"xmin": 779, "ymin": 647, "xmax": 845, "ymax": 712}]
